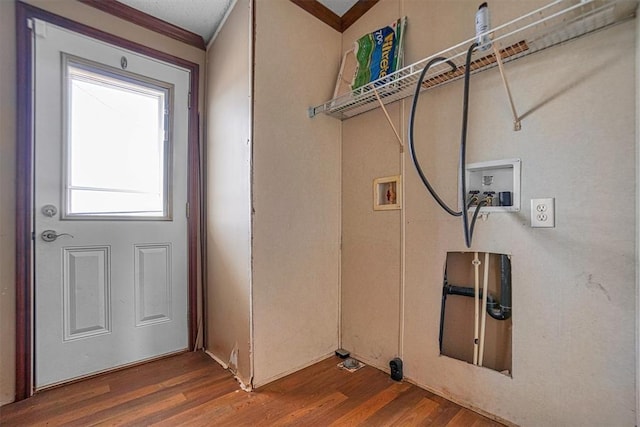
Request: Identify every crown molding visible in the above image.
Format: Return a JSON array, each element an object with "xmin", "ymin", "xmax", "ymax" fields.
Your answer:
[
  {"xmin": 290, "ymin": 0, "xmax": 379, "ymax": 33},
  {"xmin": 78, "ymin": 0, "xmax": 206, "ymax": 50}
]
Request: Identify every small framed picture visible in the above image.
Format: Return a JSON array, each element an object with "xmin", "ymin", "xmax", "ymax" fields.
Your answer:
[{"xmin": 373, "ymin": 175, "xmax": 402, "ymax": 211}]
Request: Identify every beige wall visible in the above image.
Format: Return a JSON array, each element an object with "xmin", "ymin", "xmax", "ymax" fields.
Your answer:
[
  {"xmin": 636, "ymin": 11, "xmax": 640, "ymax": 424},
  {"xmin": 0, "ymin": 0, "xmax": 205, "ymax": 404},
  {"xmin": 205, "ymin": 0, "xmax": 253, "ymax": 386},
  {"xmin": 341, "ymin": 1, "xmax": 636, "ymax": 425},
  {"xmin": 0, "ymin": 0, "xmax": 17, "ymax": 407},
  {"xmin": 341, "ymin": 0, "xmax": 404, "ymax": 370},
  {"xmin": 252, "ymin": 0, "xmax": 342, "ymax": 387}
]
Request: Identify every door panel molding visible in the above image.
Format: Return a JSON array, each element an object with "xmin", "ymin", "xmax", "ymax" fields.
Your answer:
[
  {"xmin": 14, "ymin": 1, "xmax": 201, "ymax": 401},
  {"xmin": 63, "ymin": 246, "xmax": 112, "ymax": 341},
  {"xmin": 134, "ymin": 243, "xmax": 172, "ymax": 326}
]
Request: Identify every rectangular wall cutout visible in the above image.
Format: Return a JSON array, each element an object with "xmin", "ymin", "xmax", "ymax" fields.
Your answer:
[
  {"xmin": 440, "ymin": 252, "xmax": 512, "ymax": 376},
  {"xmin": 134, "ymin": 243, "xmax": 172, "ymax": 326}
]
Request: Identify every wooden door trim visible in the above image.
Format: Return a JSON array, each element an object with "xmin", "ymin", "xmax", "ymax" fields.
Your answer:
[
  {"xmin": 14, "ymin": 1, "xmax": 201, "ymax": 401},
  {"xmin": 77, "ymin": 0, "xmax": 206, "ymax": 50}
]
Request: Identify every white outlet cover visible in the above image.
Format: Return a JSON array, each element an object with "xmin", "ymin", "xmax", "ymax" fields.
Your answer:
[{"xmin": 531, "ymin": 198, "xmax": 555, "ymax": 228}]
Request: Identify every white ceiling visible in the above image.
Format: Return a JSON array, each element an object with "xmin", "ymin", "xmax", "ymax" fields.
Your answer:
[
  {"xmin": 118, "ymin": 0, "xmax": 233, "ymax": 43},
  {"xmin": 117, "ymin": 0, "xmax": 359, "ymax": 44},
  {"xmin": 318, "ymin": 0, "xmax": 359, "ymax": 17}
]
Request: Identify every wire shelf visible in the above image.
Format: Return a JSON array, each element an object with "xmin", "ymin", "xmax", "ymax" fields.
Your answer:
[{"xmin": 309, "ymin": 0, "xmax": 638, "ymax": 120}]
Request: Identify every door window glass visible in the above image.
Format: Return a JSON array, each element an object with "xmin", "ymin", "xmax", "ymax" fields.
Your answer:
[{"xmin": 64, "ymin": 56, "xmax": 172, "ymax": 219}]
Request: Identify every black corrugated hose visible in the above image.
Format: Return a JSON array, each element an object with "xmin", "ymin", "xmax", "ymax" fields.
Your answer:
[{"xmin": 408, "ymin": 43, "xmax": 485, "ymax": 248}]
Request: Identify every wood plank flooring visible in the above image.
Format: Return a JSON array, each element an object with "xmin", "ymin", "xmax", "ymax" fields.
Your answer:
[{"xmin": 0, "ymin": 351, "xmax": 505, "ymax": 426}]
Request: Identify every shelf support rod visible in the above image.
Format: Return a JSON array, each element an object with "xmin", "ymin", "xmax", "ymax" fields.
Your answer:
[
  {"xmin": 373, "ymin": 88, "xmax": 404, "ymax": 152},
  {"xmin": 493, "ymin": 44, "xmax": 522, "ymax": 131}
]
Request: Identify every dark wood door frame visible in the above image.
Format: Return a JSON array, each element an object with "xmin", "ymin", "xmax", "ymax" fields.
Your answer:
[{"xmin": 14, "ymin": 1, "xmax": 201, "ymax": 401}]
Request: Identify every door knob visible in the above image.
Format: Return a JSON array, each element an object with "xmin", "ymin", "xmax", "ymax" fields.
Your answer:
[{"xmin": 41, "ymin": 230, "xmax": 74, "ymax": 242}]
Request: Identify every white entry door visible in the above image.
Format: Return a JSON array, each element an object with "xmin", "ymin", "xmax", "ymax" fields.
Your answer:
[{"xmin": 33, "ymin": 20, "xmax": 190, "ymax": 388}]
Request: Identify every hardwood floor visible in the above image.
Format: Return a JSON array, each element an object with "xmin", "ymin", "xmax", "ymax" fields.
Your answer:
[{"xmin": 0, "ymin": 351, "xmax": 504, "ymax": 426}]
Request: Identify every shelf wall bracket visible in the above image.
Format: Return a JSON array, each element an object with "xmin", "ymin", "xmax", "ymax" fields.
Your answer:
[
  {"xmin": 493, "ymin": 43, "xmax": 522, "ymax": 131},
  {"xmin": 373, "ymin": 88, "xmax": 404, "ymax": 152}
]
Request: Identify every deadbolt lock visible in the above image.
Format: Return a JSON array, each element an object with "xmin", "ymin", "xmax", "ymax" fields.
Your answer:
[{"xmin": 41, "ymin": 204, "xmax": 58, "ymax": 218}]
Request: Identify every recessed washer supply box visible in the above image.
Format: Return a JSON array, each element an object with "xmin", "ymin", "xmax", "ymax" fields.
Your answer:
[{"xmin": 463, "ymin": 159, "xmax": 521, "ymax": 213}]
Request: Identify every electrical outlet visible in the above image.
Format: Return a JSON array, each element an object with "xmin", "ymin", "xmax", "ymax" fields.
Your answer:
[{"xmin": 531, "ymin": 198, "xmax": 555, "ymax": 228}]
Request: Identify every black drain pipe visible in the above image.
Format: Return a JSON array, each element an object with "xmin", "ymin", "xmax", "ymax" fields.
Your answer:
[
  {"xmin": 497, "ymin": 254, "xmax": 512, "ymax": 320},
  {"xmin": 439, "ymin": 255, "xmax": 512, "ymax": 351},
  {"xmin": 445, "ymin": 255, "xmax": 511, "ymax": 320},
  {"xmin": 439, "ymin": 272, "xmax": 449, "ymax": 352}
]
